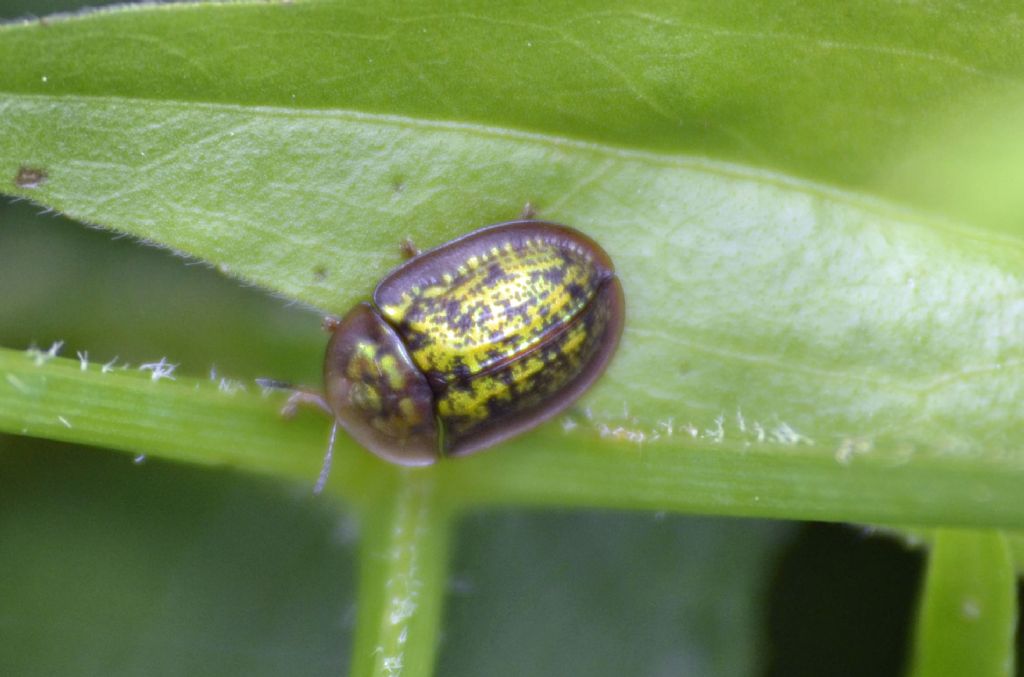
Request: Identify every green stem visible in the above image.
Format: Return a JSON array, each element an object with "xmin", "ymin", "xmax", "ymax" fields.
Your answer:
[
  {"xmin": 911, "ymin": 530, "xmax": 1017, "ymax": 677},
  {"xmin": 350, "ymin": 472, "xmax": 452, "ymax": 677}
]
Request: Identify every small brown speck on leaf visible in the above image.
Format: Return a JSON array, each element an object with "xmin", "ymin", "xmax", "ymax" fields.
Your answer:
[
  {"xmin": 15, "ymin": 166, "xmax": 47, "ymax": 189},
  {"xmin": 313, "ymin": 265, "xmax": 328, "ymax": 282}
]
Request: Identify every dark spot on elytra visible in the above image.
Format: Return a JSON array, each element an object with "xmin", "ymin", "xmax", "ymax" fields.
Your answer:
[
  {"xmin": 565, "ymin": 282, "xmax": 587, "ymax": 301},
  {"xmin": 482, "ymin": 263, "xmax": 508, "ymax": 286},
  {"xmin": 15, "ymin": 166, "xmax": 47, "ymax": 189},
  {"xmin": 445, "ymin": 299, "xmax": 474, "ymax": 332},
  {"xmin": 541, "ymin": 266, "xmax": 567, "ymax": 285},
  {"xmin": 496, "ymin": 366, "xmax": 517, "ymax": 386},
  {"xmin": 452, "ymin": 362, "xmax": 472, "ymax": 381},
  {"xmin": 506, "ymin": 303, "xmax": 533, "ymax": 324},
  {"xmin": 484, "ymin": 394, "xmax": 516, "ymax": 420},
  {"xmin": 402, "ymin": 331, "xmax": 431, "ymax": 355}
]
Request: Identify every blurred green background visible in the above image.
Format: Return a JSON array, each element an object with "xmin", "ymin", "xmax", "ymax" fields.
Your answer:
[{"xmin": 3, "ymin": 1, "xmax": 1016, "ymax": 675}]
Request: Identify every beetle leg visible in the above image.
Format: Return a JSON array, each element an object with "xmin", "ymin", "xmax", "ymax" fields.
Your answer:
[
  {"xmin": 258, "ymin": 377, "xmax": 338, "ymax": 493},
  {"xmin": 322, "ymin": 315, "xmax": 342, "ymax": 332},
  {"xmin": 281, "ymin": 389, "xmax": 333, "ymax": 418},
  {"xmin": 256, "ymin": 378, "xmax": 333, "ymax": 417},
  {"xmin": 400, "ymin": 237, "xmax": 421, "ymax": 259}
]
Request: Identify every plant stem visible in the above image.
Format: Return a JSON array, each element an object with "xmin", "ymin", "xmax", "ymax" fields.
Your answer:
[
  {"xmin": 349, "ymin": 471, "xmax": 452, "ymax": 677},
  {"xmin": 911, "ymin": 529, "xmax": 1016, "ymax": 677}
]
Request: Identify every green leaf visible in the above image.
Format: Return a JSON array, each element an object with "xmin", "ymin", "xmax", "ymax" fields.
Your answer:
[
  {"xmin": 911, "ymin": 530, "xmax": 1017, "ymax": 677},
  {"xmin": 1009, "ymin": 532, "xmax": 1024, "ymax": 574},
  {"xmin": 2, "ymin": 5, "xmax": 1023, "ymax": 488},
  {"xmin": 6, "ymin": 98, "xmax": 1024, "ymax": 497},
  {"xmin": 3, "ymin": 0, "xmax": 1024, "ymax": 205}
]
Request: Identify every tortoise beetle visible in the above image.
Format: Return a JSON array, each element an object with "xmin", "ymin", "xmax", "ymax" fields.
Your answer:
[{"xmin": 298, "ymin": 220, "xmax": 624, "ymax": 490}]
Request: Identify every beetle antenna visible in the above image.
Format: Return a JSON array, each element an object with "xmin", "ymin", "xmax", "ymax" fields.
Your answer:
[{"xmin": 313, "ymin": 421, "xmax": 338, "ymax": 495}]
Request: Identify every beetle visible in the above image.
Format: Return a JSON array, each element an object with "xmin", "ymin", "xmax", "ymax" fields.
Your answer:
[{"xmin": 287, "ymin": 220, "xmax": 624, "ymax": 492}]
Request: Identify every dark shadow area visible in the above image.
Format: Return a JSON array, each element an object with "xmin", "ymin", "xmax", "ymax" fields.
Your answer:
[{"xmin": 763, "ymin": 522, "xmax": 924, "ymax": 677}]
